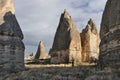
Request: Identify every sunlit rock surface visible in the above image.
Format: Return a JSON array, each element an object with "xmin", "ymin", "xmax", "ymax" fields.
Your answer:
[
  {"xmin": 81, "ymin": 19, "xmax": 100, "ymax": 63},
  {"xmin": 49, "ymin": 10, "xmax": 82, "ymax": 65},
  {"xmin": 35, "ymin": 41, "xmax": 50, "ymax": 59},
  {"xmin": 0, "ymin": 0, "xmax": 15, "ymax": 24}
]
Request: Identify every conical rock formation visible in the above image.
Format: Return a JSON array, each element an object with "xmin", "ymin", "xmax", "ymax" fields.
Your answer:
[
  {"xmin": 35, "ymin": 41, "xmax": 50, "ymax": 59},
  {"xmin": 99, "ymin": 0, "xmax": 120, "ymax": 67},
  {"xmin": 49, "ymin": 10, "xmax": 82, "ymax": 65},
  {"xmin": 0, "ymin": 0, "xmax": 25, "ymax": 73},
  {"xmin": 81, "ymin": 19, "xmax": 100, "ymax": 63}
]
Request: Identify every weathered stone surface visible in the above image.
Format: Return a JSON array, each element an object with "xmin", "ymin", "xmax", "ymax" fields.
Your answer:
[
  {"xmin": 0, "ymin": 0, "xmax": 25, "ymax": 73},
  {"xmin": 49, "ymin": 10, "xmax": 82, "ymax": 65},
  {"xmin": 0, "ymin": 0, "xmax": 15, "ymax": 24},
  {"xmin": 35, "ymin": 41, "xmax": 50, "ymax": 59},
  {"xmin": 99, "ymin": 0, "xmax": 120, "ymax": 67},
  {"xmin": 81, "ymin": 19, "xmax": 100, "ymax": 63}
]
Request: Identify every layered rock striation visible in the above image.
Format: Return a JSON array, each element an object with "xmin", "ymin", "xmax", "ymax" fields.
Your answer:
[
  {"xmin": 0, "ymin": 0, "xmax": 25, "ymax": 73},
  {"xmin": 49, "ymin": 10, "xmax": 82, "ymax": 65},
  {"xmin": 81, "ymin": 19, "xmax": 100, "ymax": 63},
  {"xmin": 99, "ymin": 0, "xmax": 120, "ymax": 67}
]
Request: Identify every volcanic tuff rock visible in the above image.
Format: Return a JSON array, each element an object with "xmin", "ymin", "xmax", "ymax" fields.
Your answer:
[
  {"xmin": 35, "ymin": 41, "xmax": 50, "ymax": 59},
  {"xmin": 49, "ymin": 10, "xmax": 82, "ymax": 65},
  {"xmin": 81, "ymin": 19, "xmax": 100, "ymax": 62},
  {"xmin": 0, "ymin": 0, "xmax": 15, "ymax": 24},
  {"xmin": 99, "ymin": 0, "xmax": 120, "ymax": 67},
  {"xmin": 0, "ymin": 0, "xmax": 25, "ymax": 73}
]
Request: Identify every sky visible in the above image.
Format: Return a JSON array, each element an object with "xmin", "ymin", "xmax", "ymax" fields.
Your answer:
[{"xmin": 14, "ymin": 0, "xmax": 107, "ymax": 54}]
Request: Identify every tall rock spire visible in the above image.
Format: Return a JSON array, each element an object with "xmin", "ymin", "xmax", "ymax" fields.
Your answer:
[
  {"xmin": 49, "ymin": 10, "xmax": 82, "ymax": 65},
  {"xmin": 0, "ymin": 0, "xmax": 25, "ymax": 73},
  {"xmin": 51, "ymin": 9, "xmax": 78, "ymax": 51},
  {"xmin": 81, "ymin": 19, "xmax": 100, "ymax": 63},
  {"xmin": 99, "ymin": 0, "xmax": 120, "ymax": 67},
  {"xmin": 35, "ymin": 41, "xmax": 49, "ymax": 59}
]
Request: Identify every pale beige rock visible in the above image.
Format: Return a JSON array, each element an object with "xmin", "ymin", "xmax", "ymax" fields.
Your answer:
[
  {"xmin": 35, "ymin": 41, "xmax": 50, "ymax": 59},
  {"xmin": 0, "ymin": 0, "xmax": 15, "ymax": 24},
  {"xmin": 81, "ymin": 19, "xmax": 100, "ymax": 63}
]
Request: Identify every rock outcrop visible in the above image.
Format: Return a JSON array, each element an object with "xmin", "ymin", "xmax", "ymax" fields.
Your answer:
[
  {"xmin": 81, "ymin": 19, "xmax": 100, "ymax": 63},
  {"xmin": 35, "ymin": 41, "xmax": 50, "ymax": 59},
  {"xmin": 99, "ymin": 0, "xmax": 120, "ymax": 67},
  {"xmin": 0, "ymin": 0, "xmax": 25, "ymax": 73},
  {"xmin": 49, "ymin": 10, "xmax": 82, "ymax": 65},
  {"xmin": 24, "ymin": 53, "xmax": 35, "ymax": 64},
  {"xmin": 0, "ymin": 0, "xmax": 15, "ymax": 24}
]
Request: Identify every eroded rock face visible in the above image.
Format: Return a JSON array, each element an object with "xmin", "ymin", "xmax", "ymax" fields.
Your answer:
[
  {"xmin": 0, "ymin": 0, "xmax": 25, "ymax": 73},
  {"xmin": 49, "ymin": 10, "xmax": 82, "ymax": 65},
  {"xmin": 99, "ymin": 0, "xmax": 120, "ymax": 67},
  {"xmin": 35, "ymin": 41, "xmax": 50, "ymax": 59},
  {"xmin": 0, "ymin": 0, "xmax": 15, "ymax": 24},
  {"xmin": 81, "ymin": 19, "xmax": 100, "ymax": 63}
]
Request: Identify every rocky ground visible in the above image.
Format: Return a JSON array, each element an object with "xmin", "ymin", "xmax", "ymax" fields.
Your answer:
[{"xmin": 0, "ymin": 64, "xmax": 120, "ymax": 80}]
